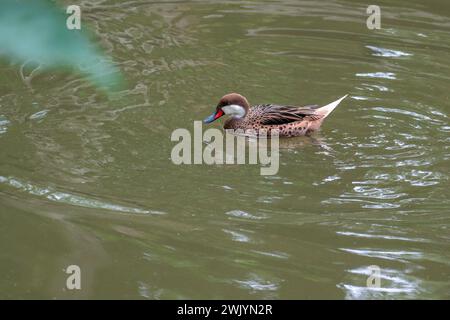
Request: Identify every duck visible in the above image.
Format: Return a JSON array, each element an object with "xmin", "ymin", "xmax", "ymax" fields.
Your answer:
[{"xmin": 203, "ymin": 93, "xmax": 348, "ymax": 137}]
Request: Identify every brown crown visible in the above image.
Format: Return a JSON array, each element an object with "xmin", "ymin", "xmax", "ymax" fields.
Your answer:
[{"xmin": 216, "ymin": 93, "xmax": 250, "ymax": 111}]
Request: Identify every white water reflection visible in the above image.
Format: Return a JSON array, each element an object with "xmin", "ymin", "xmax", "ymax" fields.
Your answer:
[
  {"xmin": 225, "ymin": 210, "xmax": 268, "ymax": 220},
  {"xmin": 0, "ymin": 175, "xmax": 163, "ymax": 215},
  {"xmin": 223, "ymin": 229, "xmax": 252, "ymax": 243},
  {"xmin": 0, "ymin": 116, "xmax": 10, "ymax": 134},
  {"xmin": 234, "ymin": 274, "xmax": 280, "ymax": 294},
  {"xmin": 340, "ymin": 266, "xmax": 420, "ymax": 299},
  {"xmin": 337, "ymin": 231, "xmax": 430, "ymax": 243},
  {"xmin": 29, "ymin": 109, "xmax": 49, "ymax": 120},
  {"xmin": 361, "ymin": 84, "xmax": 391, "ymax": 92},
  {"xmin": 366, "ymin": 45, "xmax": 412, "ymax": 58},
  {"xmin": 373, "ymin": 107, "xmax": 434, "ymax": 122},
  {"xmin": 340, "ymin": 248, "xmax": 423, "ymax": 263},
  {"xmin": 251, "ymin": 250, "xmax": 289, "ymax": 260},
  {"xmin": 356, "ymin": 72, "xmax": 396, "ymax": 79}
]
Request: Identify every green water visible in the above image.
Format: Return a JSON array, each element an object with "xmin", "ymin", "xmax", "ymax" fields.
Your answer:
[{"xmin": 0, "ymin": 0, "xmax": 449, "ymax": 299}]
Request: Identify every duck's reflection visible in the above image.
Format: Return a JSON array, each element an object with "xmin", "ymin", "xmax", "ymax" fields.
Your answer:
[
  {"xmin": 278, "ymin": 134, "xmax": 334, "ymax": 153},
  {"xmin": 203, "ymin": 131, "xmax": 334, "ymax": 168}
]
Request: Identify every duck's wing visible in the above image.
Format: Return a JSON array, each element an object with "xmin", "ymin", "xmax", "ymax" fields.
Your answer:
[{"xmin": 254, "ymin": 104, "xmax": 323, "ymax": 125}]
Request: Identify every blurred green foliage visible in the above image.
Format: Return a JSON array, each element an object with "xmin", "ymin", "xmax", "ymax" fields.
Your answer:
[{"xmin": 0, "ymin": 0, "xmax": 123, "ymax": 92}]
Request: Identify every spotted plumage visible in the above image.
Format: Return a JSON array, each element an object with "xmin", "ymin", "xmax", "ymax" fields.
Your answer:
[{"xmin": 203, "ymin": 93, "xmax": 348, "ymax": 137}]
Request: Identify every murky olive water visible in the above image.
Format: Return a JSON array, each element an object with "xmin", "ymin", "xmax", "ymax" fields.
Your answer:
[{"xmin": 1, "ymin": 0, "xmax": 449, "ymax": 299}]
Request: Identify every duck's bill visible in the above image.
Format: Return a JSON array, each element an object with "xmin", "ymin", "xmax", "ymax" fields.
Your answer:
[{"xmin": 203, "ymin": 109, "xmax": 224, "ymax": 123}]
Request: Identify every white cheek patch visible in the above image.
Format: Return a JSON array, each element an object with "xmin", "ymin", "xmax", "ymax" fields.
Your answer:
[{"xmin": 222, "ymin": 104, "xmax": 246, "ymax": 118}]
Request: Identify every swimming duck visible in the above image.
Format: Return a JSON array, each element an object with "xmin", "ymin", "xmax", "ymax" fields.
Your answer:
[{"xmin": 203, "ymin": 93, "xmax": 348, "ymax": 137}]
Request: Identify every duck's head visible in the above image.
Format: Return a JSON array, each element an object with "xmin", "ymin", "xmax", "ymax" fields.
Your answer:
[{"xmin": 203, "ymin": 93, "xmax": 250, "ymax": 124}]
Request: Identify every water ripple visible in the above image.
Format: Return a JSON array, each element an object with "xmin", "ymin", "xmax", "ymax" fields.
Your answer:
[
  {"xmin": 223, "ymin": 229, "xmax": 252, "ymax": 243},
  {"xmin": 337, "ymin": 231, "xmax": 431, "ymax": 243},
  {"xmin": 366, "ymin": 45, "xmax": 412, "ymax": 58},
  {"xmin": 0, "ymin": 115, "xmax": 10, "ymax": 134},
  {"xmin": 340, "ymin": 266, "xmax": 421, "ymax": 299},
  {"xmin": 356, "ymin": 72, "xmax": 397, "ymax": 80},
  {"xmin": 225, "ymin": 210, "xmax": 268, "ymax": 220},
  {"xmin": 234, "ymin": 274, "xmax": 280, "ymax": 294},
  {"xmin": 340, "ymin": 248, "xmax": 423, "ymax": 263},
  {"xmin": 29, "ymin": 109, "xmax": 49, "ymax": 120},
  {"xmin": 0, "ymin": 175, "xmax": 163, "ymax": 215}
]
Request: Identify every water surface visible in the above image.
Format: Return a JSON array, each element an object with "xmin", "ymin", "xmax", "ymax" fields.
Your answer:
[{"xmin": 0, "ymin": 0, "xmax": 449, "ymax": 299}]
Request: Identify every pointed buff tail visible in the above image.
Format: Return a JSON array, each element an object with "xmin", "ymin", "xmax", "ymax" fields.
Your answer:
[{"xmin": 315, "ymin": 94, "xmax": 348, "ymax": 119}]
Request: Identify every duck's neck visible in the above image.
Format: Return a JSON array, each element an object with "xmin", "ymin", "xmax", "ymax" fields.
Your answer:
[{"xmin": 224, "ymin": 116, "xmax": 245, "ymax": 130}]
